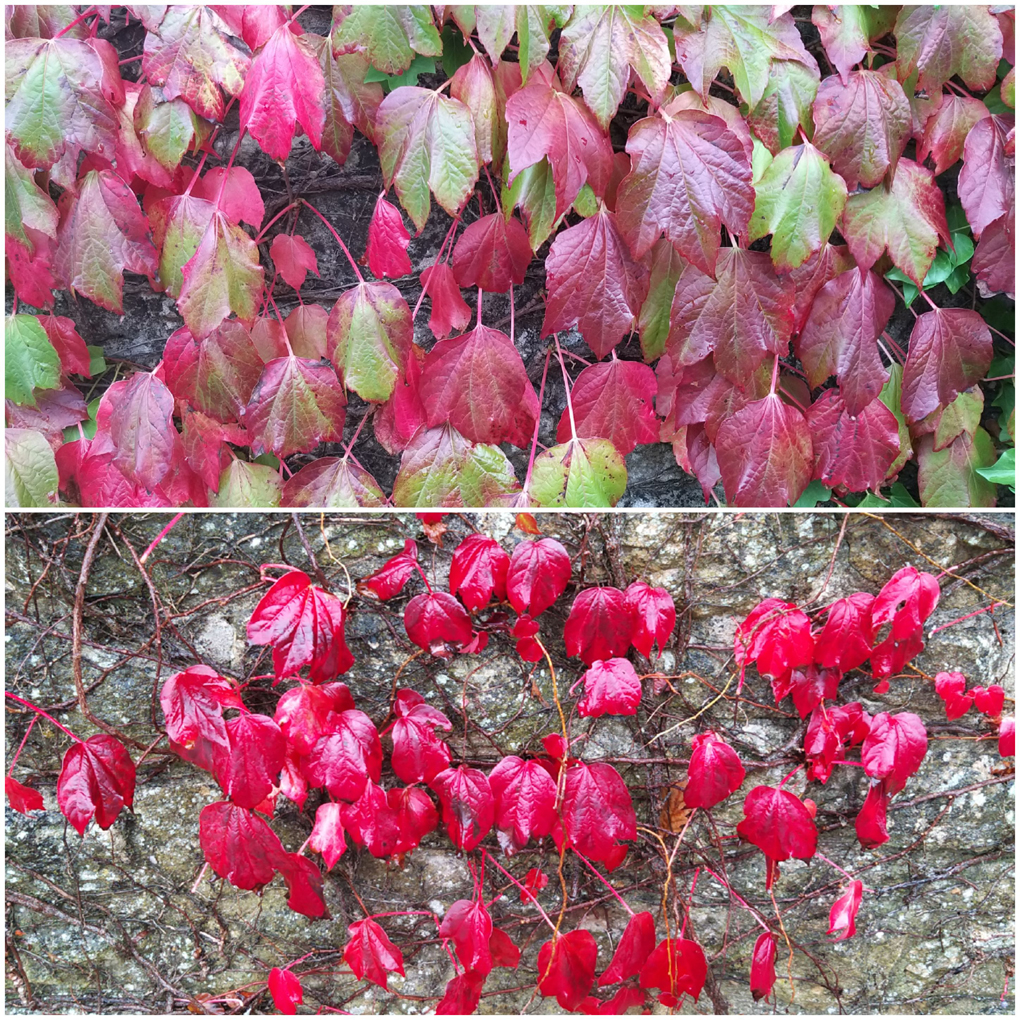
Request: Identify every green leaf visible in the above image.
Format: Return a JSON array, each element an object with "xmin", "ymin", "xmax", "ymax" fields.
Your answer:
[
  {"xmin": 87, "ymin": 346, "xmax": 106, "ymax": 377},
  {"xmin": 515, "ymin": 5, "xmax": 572, "ymax": 83},
  {"xmin": 747, "ymin": 59, "xmax": 819, "ymax": 154},
  {"xmin": 440, "ymin": 22, "xmax": 473, "ymax": 79},
  {"xmin": 793, "ymin": 480, "xmax": 831, "ymax": 507},
  {"xmin": 856, "ymin": 481, "xmax": 921, "ymax": 508},
  {"xmin": 976, "ymin": 447, "xmax": 1015, "ymax": 489},
  {"xmin": 932, "ymin": 386, "xmax": 984, "ymax": 451},
  {"xmin": 134, "ymin": 84, "xmax": 208, "ymax": 171},
  {"xmin": 878, "ymin": 363, "xmax": 912, "ymax": 481},
  {"xmin": 364, "ymin": 53, "xmax": 437, "ymax": 91},
  {"xmin": 637, "ymin": 239, "xmax": 685, "ymax": 362},
  {"xmin": 917, "ymin": 426, "xmax": 998, "ymax": 507},
  {"xmin": 529, "ymin": 437, "xmax": 627, "ymax": 507},
  {"xmin": 332, "ymin": 5, "xmax": 441, "ymax": 76},
  {"xmin": 505, "ymin": 156, "xmax": 561, "ymax": 251},
  {"xmin": 5, "ymin": 428, "xmax": 59, "ymax": 506},
  {"xmin": 5, "ymin": 143, "xmax": 58, "ymax": 251},
  {"xmin": 748, "ymin": 140, "xmax": 848, "ymax": 271},
  {"xmin": 572, "ymin": 183, "xmax": 599, "ymax": 219},
  {"xmin": 210, "ymin": 460, "xmax": 282, "ymax": 507},
  {"xmin": 6, "ymin": 314, "xmax": 60, "ymax": 406},
  {"xmin": 750, "ymin": 136, "xmax": 773, "ymax": 184}
]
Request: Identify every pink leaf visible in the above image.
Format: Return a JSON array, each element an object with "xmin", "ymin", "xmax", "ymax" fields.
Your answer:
[
  {"xmin": 366, "ymin": 194, "xmax": 412, "ymax": 279},
  {"xmin": 267, "ymin": 968, "xmax": 303, "ymax": 1014},
  {"xmin": 271, "ymin": 233, "xmax": 319, "ymax": 290},
  {"xmin": 576, "ymin": 658, "xmax": 642, "ymax": 718}
]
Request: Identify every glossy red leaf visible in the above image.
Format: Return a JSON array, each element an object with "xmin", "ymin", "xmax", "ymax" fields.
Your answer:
[
  {"xmin": 598, "ymin": 910, "xmax": 656, "ymax": 987},
  {"xmin": 387, "ymin": 784, "xmax": 439, "ymax": 856},
  {"xmin": 274, "ymin": 682, "xmax": 354, "ymax": 755},
  {"xmin": 488, "ymin": 755, "xmax": 558, "ymax": 852},
  {"xmin": 624, "ymin": 581, "xmax": 676, "ymax": 659},
  {"xmin": 511, "ymin": 614, "xmax": 543, "ymax": 662},
  {"xmin": 958, "ymin": 113, "xmax": 1014, "ymax": 239},
  {"xmin": 268, "ymin": 967, "xmax": 303, "ymax": 1015},
  {"xmin": 542, "ymin": 209, "xmax": 648, "ymax": 360},
  {"xmin": 303, "ymin": 709, "xmax": 382, "ymax": 801},
  {"xmin": 999, "ymin": 718, "xmax": 1015, "ymax": 757},
  {"xmin": 359, "ymin": 539, "xmax": 419, "ymax": 600},
  {"xmin": 449, "ymin": 534, "xmax": 510, "ymax": 612},
  {"xmin": 436, "ymin": 970, "xmax": 485, "ymax": 1015},
  {"xmin": 56, "ymin": 735, "xmax": 135, "ymax": 836},
  {"xmin": 271, "ymin": 233, "xmax": 319, "ymax": 291},
  {"xmin": 560, "ymin": 762, "xmax": 636, "ymax": 864},
  {"xmin": 805, "ymin": 702, "xmax": 870, "ymax": 784},
  {"xmin": 391, "ymin": 689, "xmax": 452, "ymax": 784},
  {"xmin": 421, "ymin": 324, "xmax": 539, "ymax": 447},
  {"xmin": 557, "ymin": 360, "xmax": 659, "ymax": 457},
  {"xmin": 440, "ymin": 897, "xmax": 493, "ymax": 976},
  {"xmin": 199, "ymin": 800, "xmax": 285, "ymax": 890},
  {"xmin": 828, "ymin": 880, "xmax": 863, "ymax": 941},
  {"xmin": 160, "ymin": 665, "xmax": 243, "ymax": 757},
  {"xmin": 520, "ymin": 866, "xmax": 549, "ymax": 904},
  {"xmin": 404, "ymin": 591, "xmax": 474, "ymax": 658},
  {"xmin": 934, "ymin": 671, "xmax": 974, "ymax": 721},
  {"xmin": 869, "ymin": 565, "xmax": 940, "ymax": 677},
  {"xmin": 218, "ymin": 713, "xmax": 286, "ymax": 810},
  {"xmin": 429, "ymin": 764, "xmax": 495, "ymax": 851},
  {"xmin": 366, "ymin": 194, "xmax": 412, "ymax": 279},
  {"xmin": 685, "ymin": 732, "xmax": 746, "ymax": 810},
  {"xmin": 278, "ymin": 851, "xmax": 328, "ymax": 919},
  {"xmin": 861, "ymin": 711, "xmax": 928, "ymax": 794},
  {"xmin": 419, "ymin": 262, "xmax": 472, "ymax": 340},
  {"xmin": 5, "ymin": 776, "xmax": 45, "ymax": 815},
  {"xmin": 452, "ymin": 212, "xmax": 532, "ymax": 292},
  {"xmin": 639, "ymin": 937, "xmax": 707, "ymax": 1002},
  {"xmin": 972, "ymin": 685, "xmax": 1005, "ymax": 719},
  {"xmin": 506, "ymin": 538, "xmax": 572, "ymax": 617},
  {"xmin": 576, "ymin": 658, "xmax": 642, "ymax": 718},
  {"xmin": 750, "ymin": 931, "xmax": 777, "ymax": 1001},
  {"xmin": 344, "ymin": 918, "xmax": 405, "ymax": 989},
  {"xmin": 972, "ymin": 205, "xmax": 1015, "ymax": 298},
  {"xmin": 564, "ymin": 587, "xmax": 631, "ymax": 665},
  {"xmin": 341, "ymin": 781, "xmax": 400, "ymax": 858},
  {"xmin": 38, "ymin": 315, "xmax": 90, "ymax": 377},
  {"xmin": 901, "ymin": 308, "xmax": 994, "ymax": 423},
  {"xmin": 538, "ymin": 929, "xmax": 599, "ymax": 1012},
  {"xmin": 490, "ymin": 927, "xmax": 521, "ymax": 968},
  {"xmin": 787, "ymin": 664, "xmax": 842, "ymax": 719},
  {"xmin": 736, "ymin": 786, "xmax": 818, "ymax": 866},
  {"xmin": 506, "ymin": 75, "xmax": 613, "ymax": 219},
  {"xmin": 815, "ymin": 593, "xmax": 876, "ymax": 673},
  {"xmin": 616, "ymin": 105, "xmax": 753, "ymax": 273},
  {"xmin": 855, "ymin": 780, "xmax": 891, "ymax": 849},
  {"xmin": 309, "ymin": 801, "xmax": 347, "ymax": 869},
  {"xmin": 734, "ymin": 599, "xmax": 814, "ymax": 680},
  {"xmin": 248, "ymin": 571, "xmax": 354, "ymax": 682}
]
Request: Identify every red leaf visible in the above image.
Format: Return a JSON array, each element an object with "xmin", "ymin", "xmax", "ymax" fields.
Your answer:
[
  {"xmin": 57, "ymin": 735, "xmax": 135, "ymax": 836},
  {"xmin": 247, "ymin": 571, "xmax": 354, "ymax": 682},
  {"xmin": 561, "ymin": 762, "xmax": 636, "ymax": 865},
  {"xmin": 734, "ymin": 599, "xmax": 814, "ymax": 679},
  {"xmin": 274, "ymin": 682, "xmax": 354, "ymax": 755},
  {"xmin": 436, "ymin": 970, "xmax": 485, "ymax": 1014},
  {"xmin": 240, "ymin": 24, "xmax": 324, "ymax": 161},
  {"xmin": 918, "ymin": 94, "xmax": 990, "ymax": 175},
  {"xmin": 795, "ymin": 267, "xmax": 894, "ymax": 415},
  {"xmin": 512, "ymin": 614, "xmax": 543, "ymax": 662},
  {"xmin": 429, "ymin": 765, "xmax": 494, "ymax": 851},
  {"xmin": 278, "ymin": 851, "xmax": 328, "ymax": 918},
  {"xmin": 972, "ymin": 685, "xmax": 1005, "ymax": 719},
  {"xmin": 750, "ymin": 931, "xmax": 777, "ymax": 1001},
  {"xmin": 538, "ymin": 929, "xmax": 599, "ymax": 1011},
  {"xmin": 736, "ymin": 786, "xmax": 818, "ymax": 865},
  {"xmin": 489, "ymin": 928, "xmax": 521, "ymax": 968},
  {"xmin": 934, "ymin": 671, "xmax": 973, "ymax": 721},
  {"xmin": 576, "ymin": 658, "xmax": 642, "ymax": 718},
  {"xmin": 972, "ymin": 205, "xmax": 1015, "ymax": 298},
  {"xmin": 359, "ymin": 539, "xmax": 419, "ymax": 600},
  {"xmin": 391, "ymin": 688, "xmax": 452, "ymax": 785},
  {"xmin": 5, "ymin": 776, "xmax": 45, "ymax": 814},
  {"xmin": 38, "ymin": 315, "xmax": 90, "ymax": 377},
  {"xmin": 344, "ymin": 918, "xmax": 405, "ymax": 989},
  {"xmin": 564, "ymin": 587, "xmax": 631, "ymax": 665},
  {"xmin": 366, "ymin": 194, "xmax": 412, "ymax": 279},
  {"xmin": 244, "ymin": 356, "xmax": 347, "ymax": 459},
  {"xmin": 303, "ymin": 709, "xmax": 382, "ymax": 801},
  {"xmin": 191, "ymin": 167, "xmax": 265, "ymax": 229},
  {"xmin": 488, "ymin": 755, "xmax": 557, "ymax": 851},
  {"xmin": 805, "ymin": 703, "xmax": 870, "ymax": 784},
  {"xmin": 449, "ymin": 534, "xmax": 511, "ymax": 612},
  {"xmin": 105, "ymin": 371, "xmax": 176, "ymax": 492},
  {"xmin": 452, "ymin": 212, "xmax": 533, "ymax": 292},
  {"xmin": 404, "ymin": 591, "xmax": 474, "ymax": 658},
  {"xmin": 599, "ymin": 986, "xmax": 646, "ymax": 1013},
  {"xmin": 309, "ymin": 801, "xmax": 347, "ymax": 869},
  {"xmin": 271, "ymin": 233, "xmax": 319, "ymax": 291},
  {"xmin": 419, "ymin": 262, "xmax": 472, "ymax": 340},
  {"xmin": 421, "ymin": 324, "xmax": 539, "ymax": 447},
  {"xmin": 268, "ymin": 968, "xmax": 303, "ymax": 1015},
  {"xmin": 160, "ymin": 665, "xmax": 242, "ymax": 763},
  {"xmin": 624, "ymin": 581, "xmax": 676, "ymax": 659},
  {"xmin": 387, "ymin": 784, "xmax": 439, "ymax": 855},
  {"xmin": 616, "ymin": 105, "xmax": 753, "ymax": 273},
  {"xmin": 506, "ymin": 75, "xmax": 613, "ymax": 219},
  {"xmin": 542, "ymin": 209, "xmax": 648, "ymax": 360},
  {"xmin": 598, "ymin": 910, "xmax": 656, "ymax": 987},
  {"xmin": 869, "ymin": 565, "xmax": 940, "ymax": 677},
  {"xmin": 828, "ymin": 880, "xmax": 863, "ymax": 941},
  {"xmin": 639, "ymin": 937, "xmax": 707, "ymax": 1002},
  {"xmin": 556, "ymin": 360, "xmax": 660, "ymax": 457},
  {"xmin": 716, "ymin": 393, "xmax": 813, "ymax": 507},
  {"xmin": 506, "ymin": 538, "xmax": 572, "ymax": 617},
  {"xmin": 341, "ymin": 781, "xmax": 400, "ymax": 858},
  {"xmin": 520, "ymin": 866, "xmax": 549, "ymax": 904},
  {"xmin": 999, "ymin": 718, "xmax": 1015, "ymax": 757},
  {"xmin": 901, "ymin": 308, "xmax": 993, "ymax": 423},
  {"xmin": 855, "ymin": 781, "xmax": 890, "ymax": 849},
  {"xmin": 199, "ymin": 801, "xmax": 285, "ymax": 889},
  {"xmin": 685, "ymin": 732, "xmax": 745, "ymax": 810},
  {"xmin": 959, "ymin": 114, "xmax": 1014, "ymax": 239},
  {"xmin": 218, "ymin": 713, "xmax": 286, "ymax": 810},
  {"xmin": 787, "ymin": 243, "xmax": 857, "ymax": 334},
  {"xmin": 786, "ymin": 664, "xmax": 842, "ymax": 719},
  {"xmin": 440, "ymin": 897, "xmax": 494, "ymax": 975},
  {"xmin": 666, "ymin": 249, "xmax": 793, "ymax": 388},
  {"xmin": 861, "ymin": 711, "xmax": 927, "ymax": 794}
]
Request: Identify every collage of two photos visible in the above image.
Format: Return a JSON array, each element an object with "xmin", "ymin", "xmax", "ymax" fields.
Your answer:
[{"xmin": 3, "ymin": 4, "xmax": 1016, "ymax": 1019}]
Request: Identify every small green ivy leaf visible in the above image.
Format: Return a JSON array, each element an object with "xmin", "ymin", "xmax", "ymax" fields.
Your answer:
[
  {"xmin": 364, "ymin": 53, "xmax": 437, "ymax": 92},
  {"xmin": 976, "ymin": 447, "xmax": 1015, "ymax": 489},
  {"xmin": 792, "ymin": 480, "xmax": 831, "ymax": 507}
]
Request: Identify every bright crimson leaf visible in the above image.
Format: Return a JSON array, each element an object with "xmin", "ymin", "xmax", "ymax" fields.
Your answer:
[
  {"xmin": 856, "ymin": 780, "xmax": 891, "ymax": 849},
  {"xmin": 488, "ymin": 755, "xmax": 557, "ymax": 852},
  {"xmin": 366, "ymin": 194, "xmax": 412, "ymax": 279},
  {"xmin": 861, "ymin": 711, "xmax": 928, "ymax": 794},
  {"xmin": 599, "ymin": 910, "xmax": 656, "ymax": 987},
  {"xmin": 734, "ymin": 599, "xmax": 814, "ymax": 679},
  {"xmin": 737, "ymin": 785, "xmax": 818, "ymax": 868},
  {"xmin": 452, "ymin": 212, "xmax": 532, "ymax": 293},
  {"xmin": 5, "ymin": 777, "xmax": 45, "ymax": 815},
  {"xmin": 1000, "ymin": 718, "xmax": 1015, "ymax": 757},
  {"xmin": 449, "ymin": 533, "xmax": 510, "ymax": 611},
  {"xmin": 934, "ymin": 671, "xmax": 973, "ymax": 721},
  {"xmin": 391, "ymin": 688, "xmax": 452, "ymax": 785},
  {"xmin": 303, "ymin": 709, "xmax": 382, "ymax": 801},
  {"xmin": 489, "ymin": 927, "xmax": 520, "ymax": 968},
  {"xmin": 309, "ymin": 801, "xmax": 348, "ymax": 869},
  {"xmin": 274, "ymin": 682, "xmax": 354, "ymax": 755},
  {"xmin": 685, "ymin": 731, "xmax": 746, "ymax": 810},
  {"xmin": 869, "ymin": 565, "xmax": 940, "ymax": 677},
  {"xmin": 218, "ymin": 713, "xmax": 286, "ymax": 810},
  {"xmin": 972, "ymin": 685, "xmax": 1006, "ymax": 719},
  {"xmin": 815, "ymin": 593, "xmax": 876, "ymax": 673},
  {"xmin": 506, "ymin": 537, "xmax": 572, "ymax": 617},
  {"xmin": 560, "ymin": 761, "xmax": 636, "ymax": 864},
  {"xmin": 576, "ymin": 658, "xmax": 642, "ymax": 718},
  {"xmin": 429, "ymin": 764, "xmax": 494, "ymax": 851},
  {"xmin": 387, "ymin": 784, "xmax": 439, "ymax": 856},
  {"xmin": 404, "ymin": 591, "xmax": 474, "ymax": 658},
  {"xmin": 56, "ymin": 735, "xmax": 135, "ymax": 836},
  {"xmin": 419, "ymin": 262, "xmax": 472, "ymax": 340},
  {"xmin": 341, "ymin": 781, "xmax": 399, "ymax": 858},
  {"xmin": 271, "ymin": 234, "xmax": 319, "ymax": 291},
  {"xmin": 440, "ymin": 897, "xmax": 493, "ymax": 976},
  {"xmin": 344, "ymin": 918, "xmax": 405, "ymax": 989},
  {"xmin": 359, "ymin": 539, "xmax": 419, "ymax": 600},
  {"xmin": 520, "ymin": 866, "xmax": 549, "ymax": 903},
  {"xmin": 624, "ymin": 581, "xmax": 675, "ymax": 659},
  {"xmin": 278, "ymin": 851, "xmax": 328, "ymax": 919},
  {"xmin": 436, "ymin": 970, "xmax": 485, "ymax": 1015},
  {"xmin": 267, "ymin": 967, "xmax": 303, "ymax": 1015},
  {"xmin": 828, "ymin": 880, "xmax": 864, "ymax": 941},
  {"xmin": 537, "ymin": 929, "xmax": 599, "ymax": 1012},
  {"xmin": 750, "ymin": 930, "xmax": 777, "ymax": 1001},
  {"xmin": 564, "ymin": 587, "xmax": 631, "ymax": 665},
  {"xmin": 639, "ymin": 937, "xmax": 707, "ymax": 1003},
  {"xmin": 199, "ymin": 800, "xmax": 285, "ymax": 890},
  {"xmin": 786, "ymin": 664, "xmax": 842, "ymax": 719}
]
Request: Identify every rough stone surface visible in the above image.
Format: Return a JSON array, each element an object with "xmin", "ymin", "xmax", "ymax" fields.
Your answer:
[{"xmin": 4, "ymin": 511, "xmax": 1015, "ymax": 1014}]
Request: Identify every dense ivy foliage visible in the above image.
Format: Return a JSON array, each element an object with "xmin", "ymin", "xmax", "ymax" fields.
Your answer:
[{"xmin": 4, "ymin": 5, "xmax": 1016, "ymax": 507}]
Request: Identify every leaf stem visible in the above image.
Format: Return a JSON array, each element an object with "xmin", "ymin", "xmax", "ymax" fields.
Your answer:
[
  {"xmin": 553, "ymin": 334, "xmax": 578, "ymax": 441},
  {"xmin": 140, "ymin": 513, "xmax": 185, "ymax": 565},
  {"xmin": 4, "ymin": 693, "xmax": 81, "ymax": 744},
  {"xmin": 299, "ymin": 199, "xmax": 364, "ymax": 283},
  {"xmin": 573, "ymin": 851, "xmax": 635, "ymax": 916},
  {"xmin": 7, "ymin": 715, "xmax": 39, "ymax": 775},
  {"xmin": 55, "ymin": 6, "xmax": 97, "ymax": 37},
  {"xmin": 701, "ymin": 865, "xmax": 771, "ymax": 931},
  {"xmin": 769, "ymin": 353, "xmax": 780, "ymax": 396},
  {"xmin": 522, "ymin": 348, "xmax": 552, "ymax": 495},
  {"xmin": 481, "ymin": 850, "xmax": 558, "ymax": 933},
  {"xmin": 254, "ymin": 202, "xmax": 300, "ymax": 245}
]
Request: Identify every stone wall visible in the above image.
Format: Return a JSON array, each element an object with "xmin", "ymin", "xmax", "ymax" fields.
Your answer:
[{"xmin": 4, "ymin": 511, "xmax": 1015, "ymax": 1014}]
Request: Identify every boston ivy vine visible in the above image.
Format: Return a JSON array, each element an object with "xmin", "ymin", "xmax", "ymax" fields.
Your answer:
[{"xmin": 3, "ymin": 5, "xmax": 1016, "ymax": 507}]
